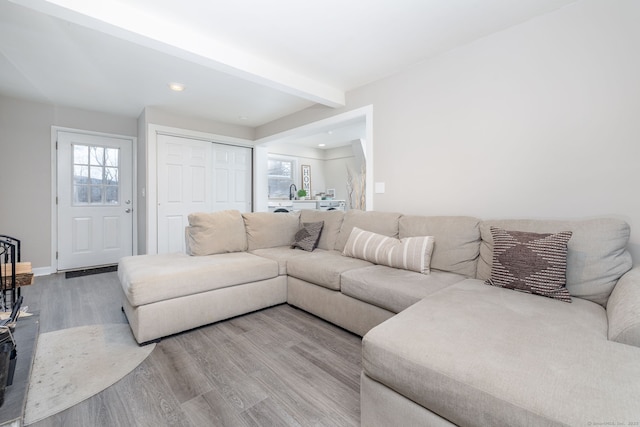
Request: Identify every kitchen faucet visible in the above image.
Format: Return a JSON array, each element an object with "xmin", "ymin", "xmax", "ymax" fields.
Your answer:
[{"xmin": 289, "ymin": 183, "xmax": 297, "ymax": 200}]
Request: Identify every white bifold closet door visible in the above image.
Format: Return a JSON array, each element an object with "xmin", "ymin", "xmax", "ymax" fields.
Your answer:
[{"xmin": 156, "ymin": 134, "xmax": 252, "ymax": 254}]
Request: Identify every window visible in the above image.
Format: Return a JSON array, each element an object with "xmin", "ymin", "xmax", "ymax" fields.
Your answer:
[
  {"xmin": 268, "ymin": 156, "xmax": 295, "ymax": 198},
  {"xmin": 73, "ymin": 144, "xmax": 120, "ymax": 205}
]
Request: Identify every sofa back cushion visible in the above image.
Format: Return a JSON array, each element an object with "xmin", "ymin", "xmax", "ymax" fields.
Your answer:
[
  {"xmin": 334, "ymin": 210, "xmax": 402, "ymax": 252},
  {"xmin": 185, "ymin": 210, "xmax": 247, "ymax": 255},
  {"xmin": 399, "ymin": 216, "xmax": 481, "ymax": 278},
  {"xmin": 477, "ymin": 218, "xmax": 633, "ymax": 306},
  {"xmin": 243, "ymin": 211, "xmax": 301, "ymax": 250},
  {"xmin": 300, "ymin": 210, "xmax": 344, "ymax": 250}
]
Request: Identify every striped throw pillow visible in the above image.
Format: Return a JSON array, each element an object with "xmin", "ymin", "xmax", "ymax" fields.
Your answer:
[
  {"xmin": 485, "ymin": 227, "xmax": 573, "ymax": 302},
  {"xmin": 342, "ymin": 227, "xmax": 435, "ymax": 274}
]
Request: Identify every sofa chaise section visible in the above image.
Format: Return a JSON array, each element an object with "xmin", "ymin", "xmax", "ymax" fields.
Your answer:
[
  {"xmin": 120, "ymin": 252, "xmax": 283, "ymax": 344},
  {"xmin": 362, "ymin": 279, "xmax": 640, "ymax": 426},
  {"xmin": 361, "ymin": 217, "xmax": 639, "ymax": 426}
]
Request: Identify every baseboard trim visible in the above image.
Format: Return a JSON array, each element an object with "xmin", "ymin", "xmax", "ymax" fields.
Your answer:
[{"xmin": 33, "ymin": 266, "xmax": 54, "ymax": 277}]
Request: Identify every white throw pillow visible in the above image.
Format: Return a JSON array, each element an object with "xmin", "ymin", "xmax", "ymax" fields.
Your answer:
[{"xmin": 342, "ymin": 227, "xmax": 435, "ymax": 274}]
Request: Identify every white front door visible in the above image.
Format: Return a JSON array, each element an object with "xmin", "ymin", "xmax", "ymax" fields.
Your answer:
[{"xmin": 57, "ymin": 131, "xmax": 134, "ymax": 270}]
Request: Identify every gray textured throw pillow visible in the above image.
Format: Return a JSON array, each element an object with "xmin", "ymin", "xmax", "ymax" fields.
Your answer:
[
  {"xmin": 485, "ymin": 227, "xmax": 573, "ymax": 302},
  {"xmin": 292, "ymin": 221, "xmax": 324, "ymax": 252}
]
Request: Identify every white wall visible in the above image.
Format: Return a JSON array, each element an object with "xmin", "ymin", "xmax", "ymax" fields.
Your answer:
[
  {"xmin": 0, "ymin": 95, "xmax": 137, "ymax": 270},
  {"xmin": 324, "ymin": 145, "xmax": 359, "ymax": 205},
  {"xmin": 142, "ymin": 107, "xmax": 255, "ymax": 141},
  {"xmin": 256, "ymin": 0, "xmax": 640, "ymax": 263}
]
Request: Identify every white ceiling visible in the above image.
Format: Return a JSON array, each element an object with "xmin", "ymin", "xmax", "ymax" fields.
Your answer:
[
  {"xmin": 1, "ymin": 0, "xmax": 577, "ymax": 132},
  {"xmin": 272, "ymin": 119, "xmax": 367, "ymax": 150}
]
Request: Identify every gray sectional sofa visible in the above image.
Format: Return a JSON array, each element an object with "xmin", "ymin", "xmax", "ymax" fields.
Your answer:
[{"xmin": 118, "ymin": 209, "xmax": 640, "ymax": 426}]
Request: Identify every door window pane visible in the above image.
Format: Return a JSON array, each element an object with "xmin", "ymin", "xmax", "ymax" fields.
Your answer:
[
  {"xmin": 89, "ymin": 146, "xmax": 104, "ymax": 165},
  {"xmin": 105, "ymin": 167, "xmax": 118, "ymax": 185},
  {"xmin": 73, "ymin": 144, "xmax": 120, "ymax": 205},
  {"xmin": 73, "ymin": 165, "xmax": 88, "ymax": 185},
  {"xmin": 90, "ymin": 166, "xmax": 102, "ymax": 182},
  {"xmin": 91, "ymin": 186, "xmax": 103, "ymax": 203},
  {"xmin": 105, "ymin": 148, "xmax": 119, "ymax": 167},
  {"xmin": 74, "ymin": 145, "xmax": 88, "ymax": 164},
  {"xmin": 74, "ymin": 185, "xmax": 88, "ymax": 204},
  {"xmin": 105, "ymin": 186, "xmax": 119, "ymax": 204}
]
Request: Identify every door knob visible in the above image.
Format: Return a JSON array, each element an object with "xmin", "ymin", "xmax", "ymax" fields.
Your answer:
[
  {"xmin": 125, "ymin": 200, "xmax": 131, "ymax": 204},
  {"xmin": 125, "ymin": 208, "xmax": 132, "ymax": 213}
]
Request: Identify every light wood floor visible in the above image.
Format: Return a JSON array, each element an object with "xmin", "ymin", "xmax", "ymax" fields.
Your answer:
[{"xmin": 20, "ymin": 272, "xmax": 362, "ymax": 426}]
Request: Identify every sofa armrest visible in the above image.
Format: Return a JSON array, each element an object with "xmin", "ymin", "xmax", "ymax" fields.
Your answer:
[{"xmin": 607, "ymin": 267, "xmax": 640, "ymax": 347}]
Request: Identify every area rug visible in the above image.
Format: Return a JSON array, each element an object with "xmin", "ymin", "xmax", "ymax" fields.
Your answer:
[{"xmin": 24, "ymin": 324, "xmax": 155, "ymax": 425}]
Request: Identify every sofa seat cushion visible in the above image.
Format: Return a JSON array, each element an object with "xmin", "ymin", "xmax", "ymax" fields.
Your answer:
[
  {"xmin": 119, "ymin": 252, "xmax": 279, "ymax": 306},
  {"xmin": 286, "ymin": 250, "xmax": 373, "ymax": 291},
  {"xmin": 250, "ymin": 246, "xmax": 314, "ymax": 276},
  {"xmin": 341, "ymin": 265, "xmax": 466, "ymax": 313},
  {"xmin": 363, "ymin": 279, "xmax": 640, "ymax": 426}
]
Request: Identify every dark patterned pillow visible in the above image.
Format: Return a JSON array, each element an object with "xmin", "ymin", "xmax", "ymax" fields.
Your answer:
[
  {"xmin": 292, "ymin": 221, "xmax": 324, "ymax": 252},
  {"xmin": 485, "ymin": 227, "xmax": 573, "ymax": 303}
]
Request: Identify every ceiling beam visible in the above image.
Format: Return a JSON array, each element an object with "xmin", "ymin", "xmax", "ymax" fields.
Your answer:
[{"xmin": 10, "ymin": 0, "xmax": 346, "ymax": 108}]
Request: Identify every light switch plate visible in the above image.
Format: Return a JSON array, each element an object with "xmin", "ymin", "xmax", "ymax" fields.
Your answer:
[{"xmin": 375, "ymin": 182, "xmax": 385, "ymax": 194}]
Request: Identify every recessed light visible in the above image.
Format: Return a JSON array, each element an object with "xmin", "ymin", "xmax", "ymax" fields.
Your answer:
[
  {"xmin": 168, "ymin": 82, "xmax": 185, "ymax": 92},
  {"xmin": 318, "ymin": 143, "xmax": 326, "ymax": 147},
  {"xmin": 238, "ymin": 116, "xmax": 249, "ymax": 121}
]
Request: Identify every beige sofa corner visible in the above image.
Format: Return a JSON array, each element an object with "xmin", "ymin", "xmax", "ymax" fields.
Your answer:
[{"xmin": 117, "ymin": 209, "xmax": 640, "ymax": 425}]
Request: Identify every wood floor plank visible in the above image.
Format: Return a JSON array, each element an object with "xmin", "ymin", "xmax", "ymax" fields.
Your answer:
[
  {"xmin": 21, "ymin": 272, "xmax": 362, "ymax": 426},
  {"xmin": 181, "ymin": 389, "xmax": 251, "ymax": 427},
  {"xmin": 239, "ymin": 397, "xmax": 303, "ymax": 427},
  {"xmin": 249, "ymin": 366, "xmax": 337, "ymax": 425},
  {"xmin": 114, "ymin": 354, "xmax": 194, "ymax": 427},
  {"xmin": 151, "ymin": 338, "xmax": 215, "ymax": 404},
  {"xmin": 197, "ymin": 351, "xmax": 271, "ymax": 413}
]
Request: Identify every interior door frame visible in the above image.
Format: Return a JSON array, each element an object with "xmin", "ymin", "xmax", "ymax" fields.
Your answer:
[{"xmin": 51, "ymin": 126, "xmax": 138, "ymax": 272}]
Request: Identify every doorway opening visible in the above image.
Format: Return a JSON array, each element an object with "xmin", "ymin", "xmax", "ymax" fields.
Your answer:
[{"xmin": 254, "ymin": 105, "xmax": 373, "ymax": 212}]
